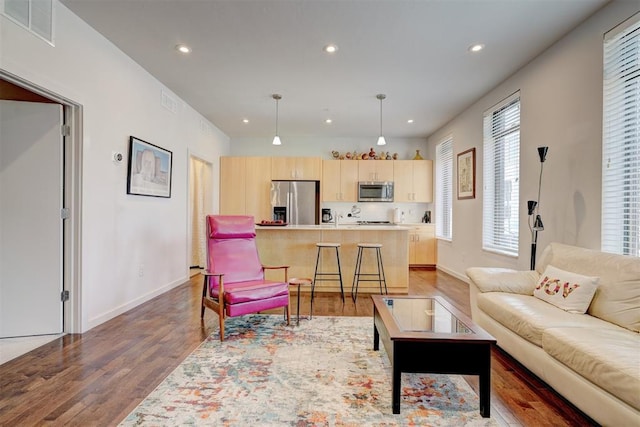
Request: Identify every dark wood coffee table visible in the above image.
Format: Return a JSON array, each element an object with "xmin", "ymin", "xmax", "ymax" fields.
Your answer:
[{"xmin": 372, "ymin": 295, "xmax": 496, "ymax": 417}]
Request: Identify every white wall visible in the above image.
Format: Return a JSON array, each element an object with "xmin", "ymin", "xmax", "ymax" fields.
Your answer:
[
  {"xmin": 426, "ymin": 1, "xmax": 639, "ymax": 279},
  {"xmin": 1, "ymin": 2, "xmax": 230, "ymax": 332}
]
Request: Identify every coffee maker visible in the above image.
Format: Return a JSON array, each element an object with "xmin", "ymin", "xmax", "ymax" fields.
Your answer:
[{"xmin": 322, "ymin": 208, "xmax": 333, "ymax": 223}]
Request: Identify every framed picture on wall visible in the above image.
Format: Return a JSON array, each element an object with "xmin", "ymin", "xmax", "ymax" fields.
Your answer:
[
  {"xmin": 126, "ymin": 136, "xmax": 173, "ymax": 198},
  {"xmin": 457, "ymin": 148, "xmax": 476, "ymax": 200}
]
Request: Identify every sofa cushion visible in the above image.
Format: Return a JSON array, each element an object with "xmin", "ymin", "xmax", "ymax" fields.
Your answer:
[
  {"xmin": 589, "ymin": 279, "xmax": 640, "ymax": 333},
  {"xmin": 537, "ymin": 243, "xmax": 640, "ymax": 332},
  {"xmin": 477, "ymin": 292, "xmax": 620, "ymax": 347},
  {"xmin": 543, "ymin": 327, "xmax": 640, "ymax": 410},
  {"xmin": 533, "ymin": 265, "xmax": 599, "ymax": 313}
]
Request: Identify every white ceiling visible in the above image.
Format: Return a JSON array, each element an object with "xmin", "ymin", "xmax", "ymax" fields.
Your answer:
[{"xmin": 60, "ymin": 0, "xmax": 608, "ymax": 140}]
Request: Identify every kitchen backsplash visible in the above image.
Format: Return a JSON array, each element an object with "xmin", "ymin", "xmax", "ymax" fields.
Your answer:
[{"xmin": 321, "ymin": 201, "xmax": 432, "ymax": 224}]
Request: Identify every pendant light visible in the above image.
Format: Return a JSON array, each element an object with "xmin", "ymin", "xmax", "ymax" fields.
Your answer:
[
  {"xmin": 272, "ymin": 94, "xmax": 282, "ymax": 145},
  {"xmin": 376, "ymin": 94, "xmax": 387, "ymax": 146}
]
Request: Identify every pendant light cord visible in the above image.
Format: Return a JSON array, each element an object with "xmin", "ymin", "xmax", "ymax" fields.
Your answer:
[
  {"xmin": 376, "ymin": 94, "xmax": 386, "ymax": 138},
  {"xmin": 275, "ymin": 97, "xmax": 279, "ymax": 135},
  {"xmin": 379, "ymin": 97, "xmax": 382, "ymax": 136}
]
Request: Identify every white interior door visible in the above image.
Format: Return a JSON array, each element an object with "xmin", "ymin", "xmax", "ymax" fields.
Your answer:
[{"xmin": 0, "ymin": 100, "xmax": 64, "ymax": 338}]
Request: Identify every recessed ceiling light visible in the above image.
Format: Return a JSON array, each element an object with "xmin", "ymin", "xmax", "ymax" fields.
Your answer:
[
  {"xmin": 323, "ymin": 44, "xmax": 338, "ymax": 53},
  {"xmin": 468, "ymin": 43, "xmax": 484, "ymax": 53},
  {"xmin": 176, "ymin": 44, "xmax": 191, "ymax": 54},
  {"xmin": 407, "ymin": 119, "xmax": 414, "ymax": 124},
  {"xmin": 325, "ymin": 119, "xmax": 333, "ymax": 124},
  {"xmin": 242, "ymin": 118, "xmax": 249, "ymax": 124}
]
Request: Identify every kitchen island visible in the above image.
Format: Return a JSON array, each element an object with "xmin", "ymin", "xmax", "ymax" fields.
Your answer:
[{"xmin": 256, "ymin": 224, "xmax": 409, "ymax": 294}]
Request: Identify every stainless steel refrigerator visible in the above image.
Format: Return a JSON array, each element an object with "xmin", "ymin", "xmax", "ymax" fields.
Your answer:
[{"xmin": 270, "ymin": 181, "xmax": 319, "ymax": 225}]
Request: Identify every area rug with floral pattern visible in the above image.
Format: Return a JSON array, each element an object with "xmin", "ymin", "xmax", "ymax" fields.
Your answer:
[{"xmin": 120, "ymin": 315, "xmax": 498, "ymax": 426}]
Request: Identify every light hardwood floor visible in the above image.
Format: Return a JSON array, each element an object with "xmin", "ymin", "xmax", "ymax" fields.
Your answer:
[{"xmin": 0, "ymin": 269, "xmax": 597, "ymax": 426}]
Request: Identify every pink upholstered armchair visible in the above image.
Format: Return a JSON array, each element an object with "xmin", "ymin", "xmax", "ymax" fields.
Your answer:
[{"xmin": 201, "ymin": 215, "xmax": 290, "ymax": 341}]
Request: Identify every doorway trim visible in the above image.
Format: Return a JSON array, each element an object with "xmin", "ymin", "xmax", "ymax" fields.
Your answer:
[
  {"xmin": 187, "ymin": 150, "xmax": 213, "ymax": 275},
  {"xmin": 1, "ymin": 70, "xmax": 83, "ymax": 334}
]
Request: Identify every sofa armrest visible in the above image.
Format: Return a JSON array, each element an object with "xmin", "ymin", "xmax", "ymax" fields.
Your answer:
[{"xmin": 466, "ymin": 267, "xmax": 539, "ymax": 295}]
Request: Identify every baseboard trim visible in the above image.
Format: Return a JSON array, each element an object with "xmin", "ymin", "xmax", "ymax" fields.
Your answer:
[
  {"xmin": 436, "ymin": 264, "xmax": 469, "ymax": 284},
  {"xmin": 85, "ymin": 277, "xmax": 188, "ymax": 332},
  {"xmin": 409, "ymin": 265, "xmax": 436, "ymax": 270}
]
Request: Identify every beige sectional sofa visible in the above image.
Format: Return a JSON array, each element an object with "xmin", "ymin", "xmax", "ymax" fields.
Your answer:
[{"xmin": 466, "ymin": 243, "xmax": 640, "ymax": 426}]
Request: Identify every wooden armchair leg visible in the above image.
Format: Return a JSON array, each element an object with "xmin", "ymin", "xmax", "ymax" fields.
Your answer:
[
  {"xmin": 219, "ymin": 315, "xmax": 225, "ymax": 341},
  {"xmin": 219, "ymin": 304, "xmax": 225, "ymax": 341},
  {"xmin": 200, "ymin": 276, "xmax": 208, "ymax": 319},
  {"xmin": 286, "ymin": 304, "xmax": 291, "ymax": 326}
]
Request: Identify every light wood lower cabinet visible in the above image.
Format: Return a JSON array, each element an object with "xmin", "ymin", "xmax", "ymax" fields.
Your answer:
[
  {"xmin": 408, "ymin": 224, "xmax": 436, "ymax": 266},
  {"xmin": 256, "ymin": 227, "xmax": 409, "ymax": 294}
]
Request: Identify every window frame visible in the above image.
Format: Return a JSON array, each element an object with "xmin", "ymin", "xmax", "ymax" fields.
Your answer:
[
  {"xmin": 602, "ymin": 13, "xmax": 640, "ymax": 257},
  {"xmin": 435, "ymin": 136, "xmax": 453, "ymax": 241},
  {"xmin": 482, "ymin": 92, "xmax": 521, "ymax": 257}
]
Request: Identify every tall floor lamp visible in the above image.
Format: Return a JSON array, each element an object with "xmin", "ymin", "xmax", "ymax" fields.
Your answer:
[{"xmin": 528, "ymin": 146, "xmax": 549, "ymax": 270}]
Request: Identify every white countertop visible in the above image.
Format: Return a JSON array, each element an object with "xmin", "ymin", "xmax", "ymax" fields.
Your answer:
[{"xmin": 256, "ymin": 224, "xmax": 411, "ymax": 231}]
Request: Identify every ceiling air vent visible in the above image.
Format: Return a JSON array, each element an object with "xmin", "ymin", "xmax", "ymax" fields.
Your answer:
[
  {"xmin": 2, "ymin": 0, "xmax": 54, "ymax": 45},
  {"xmin": 161, "ymin": 89, "xmax": 179, "ymax": 114}
]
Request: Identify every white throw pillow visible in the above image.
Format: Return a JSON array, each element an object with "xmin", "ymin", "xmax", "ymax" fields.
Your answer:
[{"xmin": 533, "ymin": 265, "xmax": 600, "ymax": 313}]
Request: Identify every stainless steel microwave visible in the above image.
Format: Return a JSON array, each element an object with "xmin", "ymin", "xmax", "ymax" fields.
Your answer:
[{"xmin": 358, "ymin": 181, "xmax": 394, "ymax": 202}]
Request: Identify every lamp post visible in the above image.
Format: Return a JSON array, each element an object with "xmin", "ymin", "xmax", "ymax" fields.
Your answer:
[{"xmin": 528, "ymin": 146, "xmax": 548, "ymax": 270}]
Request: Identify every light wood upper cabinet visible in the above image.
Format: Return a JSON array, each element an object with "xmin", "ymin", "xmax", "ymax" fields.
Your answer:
[
  {"xmin": 393, "ymin": 160, "xmax": 433, "ymax": 202},
  {"xmin": 393, "ymin": 162, "xmax": 413, "ymax": 202},
  {"xmin": 408, "ymin": 224, "xmax": 436, "ymax": 266},
  {"xmin": 245, "ymin": 157, "xmax": 273, "ymax": 221},
  {"xmin": 322, "ymin": 160, "xmax": 358, "ymax": 202},
  {"xmin": 357, "ymin": 160, "xmax": 394, "ymax": 182},
  {"xmin": 220, "ymin": 157, "xmax": 272, "ymax": 221},
  {"xmin": 271, "ymin": 157, "xmax": 321, "ymax": 180},
  {"xmin": 271, "ymin": 157, "xmax": 297, "ymax": 179},
  {"xmin": 220, "ymin": 157, "xmax": 246, "ymax": 215}
]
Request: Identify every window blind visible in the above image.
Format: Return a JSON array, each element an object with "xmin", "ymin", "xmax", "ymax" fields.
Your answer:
[
  {"xmin": 602, "ymin": 14, "xmax": 640, "ymax": 256},
  {"xmin": 483, "ymin": 92, "xmax": 521, "ymax": 256},
  {"xmin": 436, "ymin": 137, "xmax": 453, "ymax": 240}
]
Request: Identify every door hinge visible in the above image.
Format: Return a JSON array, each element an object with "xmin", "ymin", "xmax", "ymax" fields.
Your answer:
[
  {"xmin": 61, "ymin": 290, "xmax": 70, "ymax": 302},
  {"xmin": 61, "ymin": 208, "xmax": 70, "ymax": 219},
  {"xmin": 61, "ymin": 125, "xmax": 70, "ymax": 136}
]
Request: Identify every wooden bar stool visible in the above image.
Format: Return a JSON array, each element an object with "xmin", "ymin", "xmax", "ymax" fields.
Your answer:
[
  {"xmin": 312, "ymin": 242, "xmax": 345, "ymax": 316},
  {"xmin": 288, "ymin": 278, "xmax": 312, "ymax": 325},
  {"xmin": 351, "ymin": 243, "xmax": 388, "ymax": 302}
]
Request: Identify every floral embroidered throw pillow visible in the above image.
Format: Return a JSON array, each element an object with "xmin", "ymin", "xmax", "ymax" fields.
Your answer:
[{"xmin": 533, "ymin": 265, "xmax": 600, "ymax": 313}]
